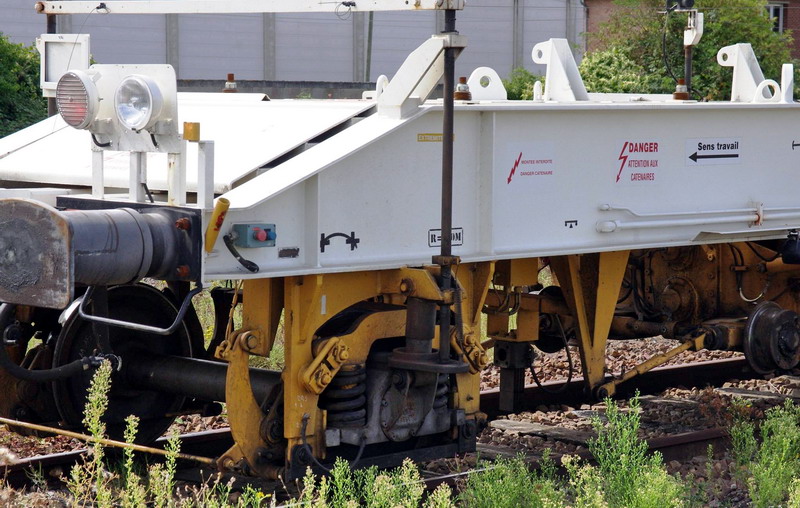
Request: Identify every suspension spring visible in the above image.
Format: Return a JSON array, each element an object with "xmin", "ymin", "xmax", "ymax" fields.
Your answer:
[{"xmin": 319, "ymin": 364, "xmax": 367, "ymax": 427}]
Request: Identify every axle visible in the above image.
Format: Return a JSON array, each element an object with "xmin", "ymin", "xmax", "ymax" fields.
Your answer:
[{"xmin": 123, "ymin": 354, "xmax": 282, "ymax": 404}]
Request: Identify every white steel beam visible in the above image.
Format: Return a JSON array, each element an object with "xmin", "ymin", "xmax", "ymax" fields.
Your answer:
[{"xmin": 36, "ymin": 0, "xmax": 464, "ymax": 15}]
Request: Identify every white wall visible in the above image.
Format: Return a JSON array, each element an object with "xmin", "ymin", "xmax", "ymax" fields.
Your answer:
[{"xmin": 179, "ymin": 14, "xmax": 264, "ymax": 79}]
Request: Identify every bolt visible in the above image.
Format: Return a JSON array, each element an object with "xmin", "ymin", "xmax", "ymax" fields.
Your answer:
[
  {"xmin": 176, "ymin": 265, "xmax": 190, "ymax": 278},
  {"xmin": 381, "ymin": 421, "xmax": 387, "ymax": 428},
  {"xmin": 336, "ymin": 347, "xmax": 350, "ymax": 362},
  {"xmin": 244, "ymin": 334, "xmax": 258, "ymax": 351},
  {"xmin": 399, "ymin": 279, "xmax": 414, "ymax": 294},
  {"xmin": 381, "ymin": 399, "xmax": 388, "ymax": 407},
  {"xmin": 255, "ymin": 447, "xmax": 271, "ymax": 464},
  {"xmin": 175, "ymin": 217, "xmax": 191, "ymax": 231},
  {"xmin": 320, "ymin": 372, "xmax": 332, "ymax": 385}
]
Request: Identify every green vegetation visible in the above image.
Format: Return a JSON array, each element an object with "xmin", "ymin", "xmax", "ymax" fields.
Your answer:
[
  {"xmin": 0, "ymin": 32, "xmax": 47, "ymax": 137},
  {"xmin": 460, "ymin": 452, "xmax": 562, "ymax": 507},
  {"xmin": 298, "ymin": 457, "xmax": 451, "ymax": 508},
  {"xmin": 583, "ymin": 0, "xmax": 793, "ymax": 100},
  {"xmin": 502, "ymin": 1, "xmax": 795, "ymax": 101},
  {"xmin": 290, "ymin": 396, "xmax": 685, "ymax": 507},
  {"xmin": 67, "ymin": 360, "xmax": 113, "ymax": 506},
  {"xmin": 579, "ymin": 47, "xmax": 661, "ymax": 94},
  {"xmin": 501, "ymin": 67, "xmax": 542, "ymax": 100},
  {"xmin": 585, "ymin": 395, "xmax": 685, "ymax": 507},
  {"xmin": 730, "ymin": 399, "xmax": 800, "ymax": 507}
]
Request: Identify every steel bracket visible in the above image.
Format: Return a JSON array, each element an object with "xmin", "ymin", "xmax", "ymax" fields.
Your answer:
[{"xmin": 301, "ymin": 337, "xmax": 350, "ymax": 394}]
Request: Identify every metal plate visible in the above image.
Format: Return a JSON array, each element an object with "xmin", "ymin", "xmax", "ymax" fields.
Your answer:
[
  {"xmin": 0, "ymin": 95, "xmax": 374, "ymax": 194},
  {"xmin": 0, "ymin": 199, "xmax": 72, "ymax": 309}
]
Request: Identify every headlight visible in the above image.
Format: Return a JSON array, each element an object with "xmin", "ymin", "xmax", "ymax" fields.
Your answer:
[
  {"xmin": 55, "ymin": 70, "xmax": 99, "ymax": 130},
  {"xmin": 114, "ymin": 75, "xmax": 163, "ymax": 131}
]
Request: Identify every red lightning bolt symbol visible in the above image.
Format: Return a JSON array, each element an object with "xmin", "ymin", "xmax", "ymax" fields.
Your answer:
[
  {"xmin": 616, "ymin": 142, "xmax": 629, "ymax": 183},
  {"xmin": 507, "ymin": 152, "xmax": 523, "ymax": 184}
]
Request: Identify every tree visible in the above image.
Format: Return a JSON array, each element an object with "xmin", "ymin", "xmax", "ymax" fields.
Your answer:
[
  {"xmin": 582, "ymin": 0, "xmax": 793, "ymax": 100},
  {"xmin": 0, "ymin": 33, "xmax": 47, "ymax": 138}
]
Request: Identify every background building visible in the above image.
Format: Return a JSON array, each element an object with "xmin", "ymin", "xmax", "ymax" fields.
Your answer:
[{"xmin": 2, "ymin": 1, "xmax": 587, "ymax": 86}]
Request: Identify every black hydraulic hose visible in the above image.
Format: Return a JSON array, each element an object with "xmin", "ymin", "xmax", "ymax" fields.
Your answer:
[
  {"xmin": 0, "ymin": 303, "xmax": 116, "ymax": 383},
  {"xmin": 530, "ymin": 314, "xmax": 573, "ymax": 394},
  {"xmin": 223, "ymin": 233, "xmax": 260, "ymax": 273}
]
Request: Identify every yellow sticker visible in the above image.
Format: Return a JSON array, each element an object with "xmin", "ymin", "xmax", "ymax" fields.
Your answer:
[{"xmin": 417, "ymin": 133, "xmax": 443, "ymax": 142}]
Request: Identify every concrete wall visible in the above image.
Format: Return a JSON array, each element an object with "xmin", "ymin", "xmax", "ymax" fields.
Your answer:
[{"xmin": 1, "ymin": 1, "xmax": 588, "ymax": 82}]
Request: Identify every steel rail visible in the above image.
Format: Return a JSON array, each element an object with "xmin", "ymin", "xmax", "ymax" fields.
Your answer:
[
  {"xmin": 0, "ymin": 416, "xmax": 216, "ymax": 466},
  {"xmin": 1, "ymin": 356, "xmax": 752, "ymax": 490},
  {"xmin": 481, "ymin": 356, "xmax": 751, "ymax": 419}
]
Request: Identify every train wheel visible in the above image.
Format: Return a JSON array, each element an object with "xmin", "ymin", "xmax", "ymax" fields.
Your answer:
[
  {"xmin": 52, "ymin": 284, "xmax": 199, "ymax": 443},
  {"xmin": 744, "ymin": 301, "xmax": 800, "ymax": 374}
]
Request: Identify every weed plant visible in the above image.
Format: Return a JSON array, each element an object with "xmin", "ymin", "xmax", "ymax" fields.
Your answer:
[
  {"xmin": 67, "ymin": 359, "xmax": 113, "ymax": 506},
  {"xmin": 586, "ymin": 394, "xmax": 685, "ymax": 508},
  {"xmin": 730, "ymin": 398, "xmax": 800, "ymax": 508},
  {"xmin": 459, "ymin": 452, "xmax": 563, "ymax": 508},
  {"xmin": 297, "ymin": 457, "xmax": 450, "ymax": 508},
  {"xmin": 121, "ymin": 416, "xmax": 147, "ymax": 507}
]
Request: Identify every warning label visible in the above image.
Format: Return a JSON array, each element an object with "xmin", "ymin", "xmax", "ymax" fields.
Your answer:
[
  {"xmin": 685, "ymin": 137, "xmax": 741, "ymax": 166},
  {"xmin": 616, "ymin": 141, "xmax": 660, "ymax": 183},
  {"xmin": 506, "ymin": 142, "xmax": 556, "ymax": 184}
]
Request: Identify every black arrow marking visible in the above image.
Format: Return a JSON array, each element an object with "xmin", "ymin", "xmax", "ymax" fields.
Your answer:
[
  {"xmin": 320, "ymin": 232, "xmax": 360, "ymax": 253},
  {"xmin": 793, "ymin": 141, "xmax": 800, "ymax": 150},
  {"xmin": 689, "ymin": 152, "xmax": 739, "ymax": 163}
]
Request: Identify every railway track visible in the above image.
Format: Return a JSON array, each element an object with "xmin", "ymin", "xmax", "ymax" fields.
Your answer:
[
  {"xmin": 0, "ymin": 356, "xmax": 761, "ymax": 494},
  {"xmin": 421, "ymin": 427, "xmax": 730, "ymax": 493},
  {"xmin": 481, "ymin": 356, "xmax": 752, "ymax": 418}
]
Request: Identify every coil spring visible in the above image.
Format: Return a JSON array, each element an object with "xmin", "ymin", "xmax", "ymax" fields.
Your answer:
[
  {"xmin": 320, "ymin": 364, "xmax": 367, "ymax": 428},
  {"xmin": 433, "ymin": 373, "xmax": 449, "ymax": 410}
]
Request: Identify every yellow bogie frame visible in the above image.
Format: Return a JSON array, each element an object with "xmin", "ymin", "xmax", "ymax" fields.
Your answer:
[{"xmin": 217, "ymin": 262, "xmax": 494, "ymax": 476}]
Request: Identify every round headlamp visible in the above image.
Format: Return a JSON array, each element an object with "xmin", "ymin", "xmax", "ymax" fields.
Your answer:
[
  {"xmin": 55, "ymin": 70, "xmax": 99, "ymax": 130},
  {"xmin": 114, "ymin": 75, "xmax": 163, "ymax": 132}
]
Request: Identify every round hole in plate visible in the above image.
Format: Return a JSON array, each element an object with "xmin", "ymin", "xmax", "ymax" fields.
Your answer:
[
  {"xmin": 480, "ymin": 76, "xmax": 491, "ymax": 88},
  {"xmin": 721, "ymin": 52, "xmax": 729, "ymax": 62},
  {"xmin": 537, "ymin": 50, "xmax": 544, "ymax": 59}
]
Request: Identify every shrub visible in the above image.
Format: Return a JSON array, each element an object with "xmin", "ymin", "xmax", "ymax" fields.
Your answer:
[
  {"xmin": 588, "ymin": 395, "xmax": 685, "ymax": 507},
  {"xmin": 459, "ymin": 454, "xmax": 564, "ymax": 508},
  {"xmin": 502, "ymin": 67, "xmax": 542, "ymax": 100},
  {"xmin": 748, "ymin": 400, "xmax": 800, "ymax": 507},
  {"xmin": 0, "ymin": 32, "xmax": 47, "ymax": 137},
  {"xmin": 586, "ymin": 0, "xmax": 793, "ymax": 100},
  {"xmin": 579, "ymin": 47, "xmax": 662, "ymax": 94}
]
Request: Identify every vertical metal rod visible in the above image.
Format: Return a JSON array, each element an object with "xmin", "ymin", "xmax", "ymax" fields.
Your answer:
[
  {"xmin": 46, "ymin": 14, "xmax": 58, "ymax": 117},
  {"xmin": 437, "ymin": 9, "xmax": 456, "ymax": 365},
  {"xmin": 684, "ymin": 45, "xmax": 692, "ymax": 92}
]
